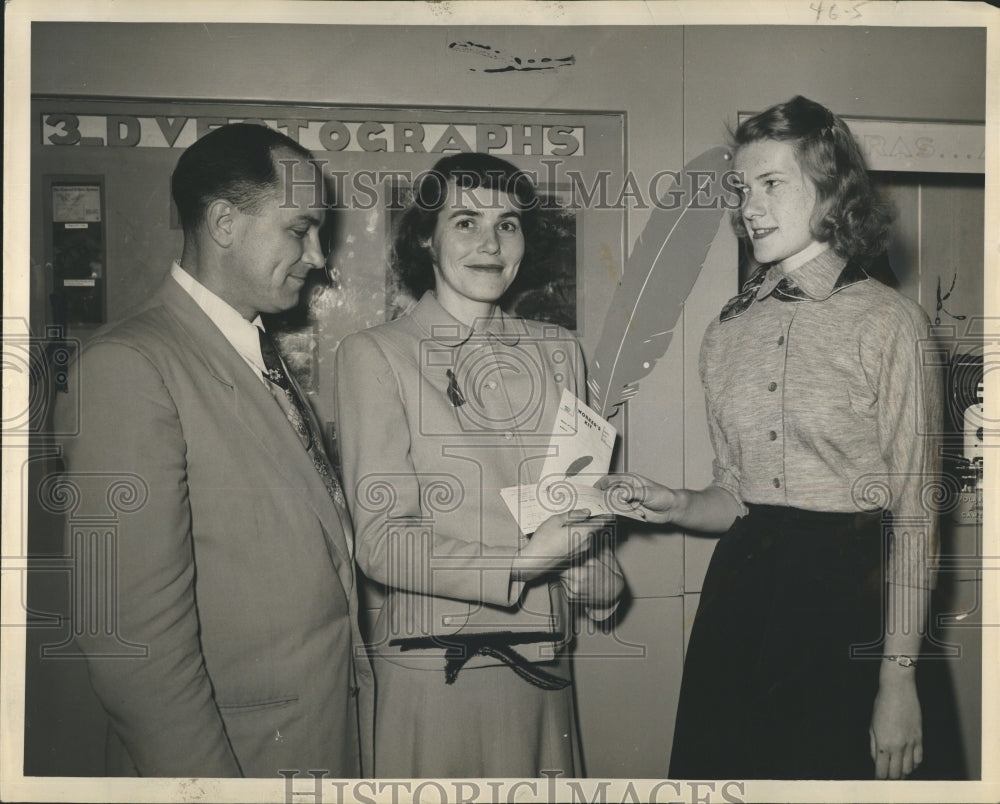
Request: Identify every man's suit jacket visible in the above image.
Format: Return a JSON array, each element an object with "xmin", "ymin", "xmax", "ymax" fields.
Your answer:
[{"xmin": 55, "ymin": 275, "xmax": 374, "ymax": 778}]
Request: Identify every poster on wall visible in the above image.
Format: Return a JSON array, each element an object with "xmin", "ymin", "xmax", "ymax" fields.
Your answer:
[{"xmin": 51, "ymin": 184, "xmax": 101, "ymax": 222}]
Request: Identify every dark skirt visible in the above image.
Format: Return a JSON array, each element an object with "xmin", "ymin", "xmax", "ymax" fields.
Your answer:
[{"xmin": 669, "ymin": 504, "xmax": 885, "ymax": 780}]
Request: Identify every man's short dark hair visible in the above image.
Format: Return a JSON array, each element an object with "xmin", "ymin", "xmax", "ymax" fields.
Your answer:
[{"xmin": 171, "ymin": 123, "xmax": 314, "ymax": 234}]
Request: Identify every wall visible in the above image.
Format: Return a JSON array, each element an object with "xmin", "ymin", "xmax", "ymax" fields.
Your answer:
[{"xmin": 24, "ymin": 21, "xmax": 987, "ymax": 779}]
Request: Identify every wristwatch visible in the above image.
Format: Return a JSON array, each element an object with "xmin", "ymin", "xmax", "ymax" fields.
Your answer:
[{"xmin": 883, "ymin": 654, "xmax": 917, "ymax": 667}]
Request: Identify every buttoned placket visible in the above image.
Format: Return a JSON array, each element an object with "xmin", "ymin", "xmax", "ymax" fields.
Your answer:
[
  {"xmin": 491, "ymin": 336, "xmax": 519, "ymax": 445},
  {"xmin": 455, "ymin": 331, "xmax": 539, "ymax": 555},
  {"xmin": 475, "ymin": 331, "xmax": 572, "ymax": 630},
  {"xmin": 762, "ymin": 300, "xmax": 797, "ymax": 499},
  {"xmin": 462, "ymin": 333, "xmax": 526, "ymax": 446}
]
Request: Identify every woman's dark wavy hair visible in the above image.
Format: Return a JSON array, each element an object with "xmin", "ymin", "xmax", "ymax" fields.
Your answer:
[
  {"xmin": 731, "ymin": 95, "xmax": 892, "ymax": 263},
  {"xmin": 392, "ymin": 152, "xmax": 542, "ymax": 300}
]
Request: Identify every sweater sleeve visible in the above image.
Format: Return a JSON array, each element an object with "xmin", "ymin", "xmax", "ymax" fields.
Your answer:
[
  {"xmin": 699, "ymin": 322, "xmax": 748, "ymax": 514},
  {"xmin": 874, "ymin": 302, "xmax": 944, "ymax": 589}
]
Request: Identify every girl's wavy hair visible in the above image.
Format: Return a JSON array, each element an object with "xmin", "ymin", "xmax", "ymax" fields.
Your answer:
[
  {"xmin": 392, "ymin": 152, "xmax": 542, "ymax": 300},
  {"xmin": 731, "ymin": 95, "xmax": 892, "ymax": 263}
]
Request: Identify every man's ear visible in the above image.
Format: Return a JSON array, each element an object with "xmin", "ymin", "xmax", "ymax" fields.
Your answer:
[{"xmin": 205, "ymin": 199, "xmax": 237, "ymax": 248}]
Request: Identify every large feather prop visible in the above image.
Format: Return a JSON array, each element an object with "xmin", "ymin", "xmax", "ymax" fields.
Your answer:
[{"xmin": 588, "ymin": 146, "xmax": 732, "ymax": 419}]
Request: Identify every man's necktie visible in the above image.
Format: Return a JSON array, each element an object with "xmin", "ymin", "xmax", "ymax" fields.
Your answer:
[{"xmin": 258, "ymin": 327, "xmax": 345, "ymax": 508}]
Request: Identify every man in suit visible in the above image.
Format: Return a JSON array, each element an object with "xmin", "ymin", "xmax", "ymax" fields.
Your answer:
[{"xmin": 55, "ymin": 123, "xmax": 373, "ymax": 778}]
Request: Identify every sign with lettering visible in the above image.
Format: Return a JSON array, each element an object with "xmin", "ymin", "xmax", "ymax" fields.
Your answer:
[
  {"xmin": 737, "ymin": 113, "xmax": 984, "ymax": 174},
  {"xmin": 41, "ymin": 112, "xmax": 585, "ymax": 157}
]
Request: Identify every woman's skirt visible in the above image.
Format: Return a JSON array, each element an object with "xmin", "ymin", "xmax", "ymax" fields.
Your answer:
[
  {"xmin": 371, "ymin": 650, "xmax": 581, "ymax": 778},
  {"xmin": 669, "ymin": 504, "xmax": 885, "ymax": 780}
]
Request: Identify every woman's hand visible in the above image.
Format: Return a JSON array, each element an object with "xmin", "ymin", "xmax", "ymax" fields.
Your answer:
[
  {"xmin": 869, "ymin": 672, "xmax": 923, "ymax": 779},
  {"xmin": 596, "ymin": 474, "xmax": 742, "ymax": 533},
  {"xmin": 560, "ymin": 548, "xmax": 625, "ymax": 609},
  {"xmin": 595, "ymin": 473, "xmax": 681, "ymax": 524},
  {"xmin": 512, "ymin": 509, "xmax": 605, "ymax": 583}
]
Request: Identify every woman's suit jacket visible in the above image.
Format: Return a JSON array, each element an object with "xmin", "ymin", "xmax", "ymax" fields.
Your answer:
[
  {"xmin": 334, "ymin": 292, "xmax": 614, "ymax": 670},
  {"xmin": 55, "ymin": 274, "xmax": 374, "ymax": 778}
]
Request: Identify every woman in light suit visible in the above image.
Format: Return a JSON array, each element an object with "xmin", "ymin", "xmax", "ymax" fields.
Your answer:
[{"xmin": 335, "ymin": 153, "xmax": 622, "ymax": 778}]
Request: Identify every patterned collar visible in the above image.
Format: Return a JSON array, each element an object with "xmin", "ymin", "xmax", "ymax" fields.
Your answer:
[
  {"xmin": 719, "ymin": 249, "xmax": 870, "ymax": 322},
  {"xmin": 409, "ymin": 291, "xmax": 522, "ymax": 347}
]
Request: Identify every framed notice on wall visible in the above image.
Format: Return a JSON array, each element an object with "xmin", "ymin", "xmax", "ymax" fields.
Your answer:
[{"xmin": 43, "ymin": 176, "xmax": 106, "ymax": 326}]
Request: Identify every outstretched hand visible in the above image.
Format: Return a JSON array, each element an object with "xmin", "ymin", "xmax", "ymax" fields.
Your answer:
[{"xmin": 595, "ymin": 473, "xmax": 680, "ymax": 524}]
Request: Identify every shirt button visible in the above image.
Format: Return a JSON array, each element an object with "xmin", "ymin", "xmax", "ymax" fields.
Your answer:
[
  {"xmin": 768, "ymin": 430, "xmax": 777, "ymax": 441},
  {"xmin": 773, "ymin": 478, "xmax": 781, "ymax": 488},
  {"xmin": 768, "ymin": 382, "xmax": 777, "ymax": 392},
  {"xmin": 777, "ymin": 335, "xmax": 785, "ymax": 346}
]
